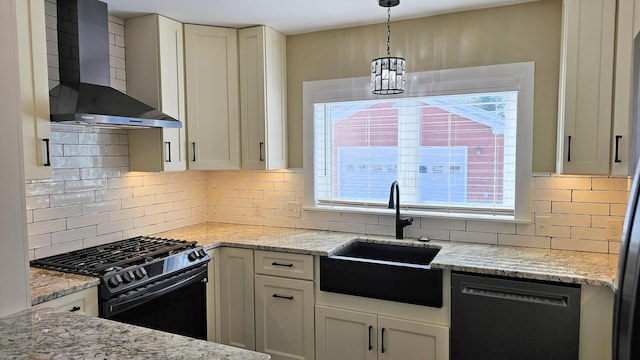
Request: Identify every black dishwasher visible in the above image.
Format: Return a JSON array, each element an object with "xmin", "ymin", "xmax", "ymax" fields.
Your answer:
[{"xmin": 451, "ymin": 272, "xmax": 581, "ymax": 360}]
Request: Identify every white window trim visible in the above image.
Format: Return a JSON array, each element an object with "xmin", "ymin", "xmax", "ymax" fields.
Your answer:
[{"xmin": 303, "ymin": 62, "xmax": 535, "ymax": 222}]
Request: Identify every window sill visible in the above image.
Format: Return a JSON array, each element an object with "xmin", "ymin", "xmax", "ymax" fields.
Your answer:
[{"xmin": 303, "ymin": 204, "xmax": 531, "ymax": 224}]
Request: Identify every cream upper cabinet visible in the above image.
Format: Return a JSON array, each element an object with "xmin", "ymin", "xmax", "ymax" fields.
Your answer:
[
  {"xmin": 239, "ymin": 26, "xmax": 288, "ymax": 170},
  {"xmin": 16, "ymin": 0, "xmax": 52, "ymax": 180},
  {"xmin": 556, "ymin": 0, "xmax": 616, "ymax": 174},
  {"xmin": 315, "ymin": 305, "xmax": 448, "ymax": 360},
  {"xmin": 126, "ymin": 15, "xmax": 187, "ymax": 172},
  {"xmin": 218, "ymin": 247, "xmax": 255, "ymax": 350},
  {"xmin": 184, "ymin": 24, "xmax": 241, "ymax": 170}
]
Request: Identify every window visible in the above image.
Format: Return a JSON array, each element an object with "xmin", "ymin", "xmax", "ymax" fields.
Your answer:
[{"xmin": 303, "ymin": 62, "xmax": 534, "ymax": 220}]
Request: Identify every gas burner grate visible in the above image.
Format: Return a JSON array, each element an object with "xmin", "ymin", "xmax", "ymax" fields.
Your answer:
[{"xmin": 30, "ymin": 236, "xmax": 196, "ymax": 276}]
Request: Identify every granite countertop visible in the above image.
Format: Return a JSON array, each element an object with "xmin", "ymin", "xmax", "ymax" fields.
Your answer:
[
  {"xmin": 30, "ymin": 268, "xmax": 100, "ymax": 306},
  {"xmin": 156, "ymin": 223, "xmax": 620, "ymax": 290},
  {"xmin": 0, "ymin": 307, "xmax": 270, "ymax": 360}
]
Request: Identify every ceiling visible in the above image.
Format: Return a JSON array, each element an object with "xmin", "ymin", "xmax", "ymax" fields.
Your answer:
[{"xmin": 102, "ymin": 0, "xmax": 539, "ymax": 35}]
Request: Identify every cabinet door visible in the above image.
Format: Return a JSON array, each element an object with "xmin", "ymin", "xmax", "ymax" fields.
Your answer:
[
  {"xmin": 126, "ymin": 15, "xmax": 186, "ymax": 172},
  {"xmin": 315, "ymin": 305, "xmax": 377, "ymax": 360},
  {"xmin": 239, "ymin": 26, "xmax": 287, "ymax": 170},
  {"xmin": 184, "ymin": 24, "xmax": 240, "ymax": 170},
  {"xmin": 255, "ymin": 275, "xmax": 314, "ymax": 360},
  {"xmin": 378, "ymin": 316, "xmax": 449, "ymax": 360},
  {"xmin": 206, "ymin": 249, "xmax": 218, "ymax": 342},
  {"xmin": 16, "ymin": 0, "xmax": 52, "ymax": 180},
  {"xmin": 219, "ymin": 247, "xmax": 255, "ymax": 350},
  {"xmin": 556, "ymin": 0, "xmax": 615, "ymax": 174}
]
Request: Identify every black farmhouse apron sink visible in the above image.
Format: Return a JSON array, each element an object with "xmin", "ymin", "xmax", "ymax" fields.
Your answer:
[{"xmin": 320, "ymin": 241, "xmax": 443, "ymax": 307}]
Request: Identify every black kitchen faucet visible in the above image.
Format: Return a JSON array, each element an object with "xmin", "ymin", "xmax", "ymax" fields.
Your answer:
[{"xmin": 388, "ymin": 180, "xmax": 413, "ymax": 239}]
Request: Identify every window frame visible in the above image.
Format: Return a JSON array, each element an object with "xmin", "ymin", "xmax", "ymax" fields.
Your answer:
[{"xmin": 303, "ymin": 62, "xmax": 535, "ymax": 221}]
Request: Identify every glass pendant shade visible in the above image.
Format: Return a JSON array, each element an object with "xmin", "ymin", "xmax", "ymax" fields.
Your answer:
[
  {"xmin": 371, "ymin": 0, "xmax": 406, "ymax": 95},
  {"xmin": 371, "ymin": 56, "xmax": 406, "ymax": 95}
]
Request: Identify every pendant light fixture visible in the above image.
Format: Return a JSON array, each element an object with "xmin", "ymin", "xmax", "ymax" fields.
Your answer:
[{"xmin": 371, "ymin": 0, "xmax": 406, "ymax": 95}]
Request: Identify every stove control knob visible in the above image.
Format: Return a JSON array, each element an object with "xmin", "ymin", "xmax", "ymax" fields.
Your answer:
[
  {"xmin": 122, "ymin": 271, "xmax": 134, "ymax": 283},
  {"xmin": 134, "ymin": 268, "xmax": 147, "ymax": 280},
  {"xmin": 188, "ymin": 251, "xmax": 198, "ymax": 261},
  {"xmin": 197, "ymin": 249, "xmax": 207, "ymax": 258},
  {"xmin": 107, "ymin": 274, "xmax": 122, "ymax": 288}
]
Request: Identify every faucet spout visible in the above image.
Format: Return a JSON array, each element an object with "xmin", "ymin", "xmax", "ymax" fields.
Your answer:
[{"xmin": 388, "ymin": 181, "xmax": 413, "ymax": 239}]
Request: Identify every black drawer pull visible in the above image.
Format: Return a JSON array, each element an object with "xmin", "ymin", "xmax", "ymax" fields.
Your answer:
[
  {"xmin": 381, "ymin": 328, "xmax": 386, "ymax": 353},
  {"xmin": 272, "ymin": 262, "xmax": 293, "ymax": 268},
  {"xmin": 368, "ymin": 325, "xmax": 373, "ymax": 351},
  {"xmin": 165, "ymin": 141, "xmax": 171, "ymax": 163},
  {"xmin": 69, "ymin": 306, "xmax": 81, "ymax": 312},
  {"xmin": 567, "ymin": 135, "xmax": 572, "ymax": 162},
  {"xmin": 192, "ymin": 142, "xmax": 196, "ymax": 162},
  {"xmin": 272, "ymin": 294, "xmax": 294, "ymax": 300},
  {"xmin": 259, "ymin": 141, "xmax": 264, "ymax": 161},
  {"xmin": 615, "ymin": 135, "xmax": 622, "ymax": 163},
  {"xmin": 43, "ymin": 138, "xmax": 51, "ymax": 167}
]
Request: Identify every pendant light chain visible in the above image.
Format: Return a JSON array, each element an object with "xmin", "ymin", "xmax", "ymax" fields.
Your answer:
[{"xmin": 386, "ymin": 7, "xmax": 391, "ymax": 57}]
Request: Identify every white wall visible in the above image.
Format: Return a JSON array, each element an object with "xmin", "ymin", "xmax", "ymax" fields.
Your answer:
[{"xmin": 0, "ymin": 0, "xmax": 31, "ymax": 317}]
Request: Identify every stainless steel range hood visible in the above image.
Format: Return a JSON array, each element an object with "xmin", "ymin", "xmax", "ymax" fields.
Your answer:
[{"xmin": 49, "ymin": 0, "xmax": 181, "ymax": 129}]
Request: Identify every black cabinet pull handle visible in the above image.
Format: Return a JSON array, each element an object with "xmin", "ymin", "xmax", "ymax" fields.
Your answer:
[
  {"xmin": 165, "ymin": 141, "xmax": 171, "ymax": 163},
  {"xmin": 192, "ymin": 142, "xmax": 196, "ymax": 162},
  {"xmin": 368, "ymin": 325, "xmax": 373, "ymax": 351},
  {"xmin": 43, "ymin": 138, "xmax": 51, "ymax": 167},
  {"xmin": 272, "ymin": 262, "xmax": 293, "ymax": 267},
  {"xmin": 567, "ymin": 135, "xmax": 572, "ymax": 162},
  {"xmin": 381, "ymin": 328, "xmax": 386, "ymax": 353},
  {"xmin": 69, "ymin": 306, "xmax": 81, "ymax": 312},
  {"xmin": 615, "ymin": 135, "xmax": 622, "ymax": 163},
  {"xmin": 272, "ymin": 294, "xmax": 294, "ymax": 300},
  {"xmin": 259, "ymin": 141, "xmax": 264, "ymax": 162}
]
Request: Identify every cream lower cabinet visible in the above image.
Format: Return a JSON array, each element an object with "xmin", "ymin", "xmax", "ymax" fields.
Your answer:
[
  {"xmin": 315, "ymin": 305, "xmax": 449, "ymax": 360},
  {"xmin": 255, "ymin": 275, "xmax": 314, "ymax": 360},
  {"xmin": 218, "ymin": 247, "xmax": 255, "ymax": 350},
  {"xmin": 35, "ymin": 287, "xmax": 98, "ymax": 316},
  {"xmin": 206, "ymin": 249, "xmax": 219, "ymax": 342}
]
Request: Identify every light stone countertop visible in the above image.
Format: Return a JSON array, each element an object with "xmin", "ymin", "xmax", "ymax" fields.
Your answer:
[
  {"xmin": 0, "ymin": 307, "xmax": 270, "ymax": 360},
  {"xmin": 156, "ymin": 222, "xmax": 620, "ymax": 290},
  {"xmin": 30, "ymin": 268, "xmax": 100, "ymax": 306}
]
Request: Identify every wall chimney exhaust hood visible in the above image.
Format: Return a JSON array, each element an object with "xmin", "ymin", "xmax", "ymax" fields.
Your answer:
[{"xmin": 49, "ymin": 0, "xmax": 181, "ymax": 129}]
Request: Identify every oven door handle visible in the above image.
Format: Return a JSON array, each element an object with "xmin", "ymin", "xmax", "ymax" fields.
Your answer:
[{"xmin": 105, "ymin": 269, "xmax": 206, "ymax": 317}]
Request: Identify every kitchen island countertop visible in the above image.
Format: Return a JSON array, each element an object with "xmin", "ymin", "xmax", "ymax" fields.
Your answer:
[{"xmin": 0, "ymin": 307, "xmax": 270, "ymax": 360}]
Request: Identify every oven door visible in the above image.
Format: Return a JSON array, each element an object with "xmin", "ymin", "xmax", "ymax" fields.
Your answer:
[{"xmin": 102, "ymin": 265, "xmax": 208, "ymax": 340}]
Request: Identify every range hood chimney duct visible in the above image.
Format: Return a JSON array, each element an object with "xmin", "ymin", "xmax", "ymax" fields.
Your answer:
[{"xmin": 49, "ymin": 0, "xmax": 182, "ymax": 128}]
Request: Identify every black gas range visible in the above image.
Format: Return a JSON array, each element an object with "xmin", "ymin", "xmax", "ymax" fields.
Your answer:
[{"xmin": 31, "ymin": 236, "xmax": 210, "ymax": 339}]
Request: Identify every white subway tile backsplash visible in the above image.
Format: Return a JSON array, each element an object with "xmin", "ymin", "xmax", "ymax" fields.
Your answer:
[
  {"xmin": 80, "ymin": 167, "xmax": 122, "ymax": 180},
  {"xmin": 50, "ymin": 192, "xmax": 96, "ymax": 207},
  {"xmin": 97, "ymin": 219, "xmax": 134, "ymax": 236},
  {"xmin": 572, "ymin": 190, "xmax": 629, "ymax": 204},
  {"xmin": 551, "ymin": 238, "xmax": 609, "ymax": 253},
  {"xmin": 52, "ymin": 226, "xmax": 97, "ymax": 245},
  {"xmin": 33, "ymin": 205, "xmax": 82, "ymax": 222},
  {"xmin": 64, "ymin": 179, "xmax": 108, "ymax": 193},
  {"xmin": 592, "ymin": 177, "xmax": 631, "ymax": 191},
  {"xmin": 451, "ymin": 230, "xmax": 498, "ymax": 244},
  {"xmin": 82, "ymin": 199, "xmax": 122, "ymax": 215},
  {"xmin": 67, "ymin": 213, "xmax": 110, "ymax": 230},
  {"xmin": 28, "ymin": 219, "xmax": 66, "ymax": 237},
  {"xmin": 499, "ymin": 234, "xmax": 550, "ymax": 248},
  {"xmin": 466, "ymin": 220, "xmax": 516, "ymax": 234}
]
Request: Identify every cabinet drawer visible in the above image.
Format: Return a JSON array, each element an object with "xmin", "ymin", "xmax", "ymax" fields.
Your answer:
[
  {"xmin": 35, "ymin": 287, "xmax": 98, "ymax": 316},
  {"xmin": 254, "ymin": 250, "xmax": 313, "ymax": 280}
]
